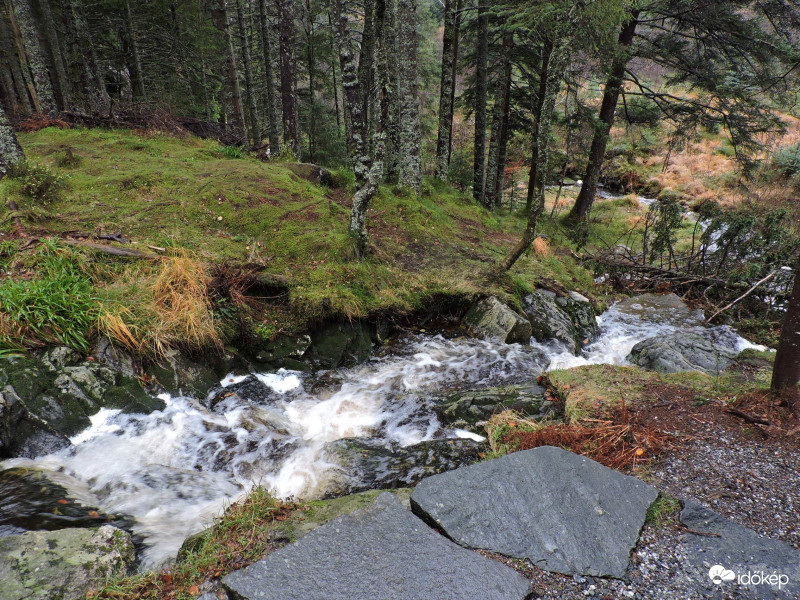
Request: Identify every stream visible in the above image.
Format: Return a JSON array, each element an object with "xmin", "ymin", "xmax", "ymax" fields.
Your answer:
[{"xmin": 1, "ymin": 296, "xmax": 766, "ymax": 567}]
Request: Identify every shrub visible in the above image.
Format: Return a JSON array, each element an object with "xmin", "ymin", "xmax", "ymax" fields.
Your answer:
[
  {"xmin": 621, "ymin": 95, "xmax": 662, "ymax": 127},
  {"xmin": 5, "ymin": 160, "xmax": 65, "ymax": 205},
  {"xmin": 772, "ymin": 143, "xmax": 800, "ymax": 179}
]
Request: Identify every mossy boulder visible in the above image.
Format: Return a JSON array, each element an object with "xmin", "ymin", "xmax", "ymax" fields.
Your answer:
[
  {"xmin": 0, "ymin": 525, "xmax": 134, "ymax": 600},
  {"xmin": 463, "ymin": 296, "xmax": 532, "ymax": 345},
  {"xmin": 0, "ymin": 351, "xmax": 162, "ymax": 459},
  {"xmin": 432, "ymin": 383, "xmax": 554, "ymax": 433},
  {"xmin": 303, "ymin": 321, "xmax": 374, "ymax": 369},
  {"xmin": 523, "ymin": 289, "xmax": 598, "ymax": 354}
]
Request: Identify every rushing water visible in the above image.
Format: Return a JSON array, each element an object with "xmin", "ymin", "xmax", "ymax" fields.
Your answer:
[{"xmin": 2, "ymin": 295, "xmax": 765, "ymax": 566}]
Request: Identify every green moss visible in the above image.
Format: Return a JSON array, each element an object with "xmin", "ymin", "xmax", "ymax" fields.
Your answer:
[{"xmin": 645, "ymin": 494, "xmax": 682, "ymax": 528}]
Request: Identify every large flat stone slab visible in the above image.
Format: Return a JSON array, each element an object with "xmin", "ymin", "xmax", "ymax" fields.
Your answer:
[
  {"xmin": 410, "ymin": 446, "xmax": 658, "ymax": 578},
  {"xmin": 222, "ymin": 493, "xmax": 531, "ymax": 600},
  {"xmin": 679, "ymin": 501, "xmax": 800, "ymax": 598}
]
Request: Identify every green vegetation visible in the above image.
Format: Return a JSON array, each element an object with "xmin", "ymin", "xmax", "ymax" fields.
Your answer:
[{"xmin": 645, "ymin": 494, "xmax": 682, "ymax": 528}]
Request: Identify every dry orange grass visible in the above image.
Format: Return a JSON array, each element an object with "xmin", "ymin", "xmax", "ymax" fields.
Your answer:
[{"xmin": 532, "ymin": 236, "xmax": 550, "ymax": 257}]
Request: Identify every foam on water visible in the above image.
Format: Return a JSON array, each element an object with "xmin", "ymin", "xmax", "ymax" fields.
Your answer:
[{"xmin": 3, "ymin": 296, "xmax": 766, "ymax": 566}]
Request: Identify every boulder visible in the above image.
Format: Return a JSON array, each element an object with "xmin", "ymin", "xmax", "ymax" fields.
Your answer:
[
  {"xmin": 323, "ymin": 437, "xmax": 485, "ymax": 497},
  {"xmin": 431, "ymin": 382, "xmax": 554, "ymax": 433},
  {"xmin": 148, "ymin": 347, "xmax": 227, "ymax": 397},
  {"xmin": 0, "ymin": 525, "xmax": 135, "ymax": 600},
  {"xmin": 679, "ymin": 501, "xmax": 800, "ymax": 599},
  {"xmin": 303, "ymin": 321, "xmax": 374, "ymax": 369},
  {"xmin": 522, "ymin": 289, "xmax": 597, "ymax": 353},
  {"xmin": 463, "ymin": 296, "xmax": 532, "ymax": 345},
  {"xmin": 254, "ymin": 334, "xmax": 312, "ymax": 368},
  {"xmin": 627, "ymin": 331, "xmax": 737, "ymax": 374},
  {"xmin": 222, "ymin": 493, "xmax": 532, "ymax": 600},
  {"xmin": 0, "ymin": 354, "xmax": 162, "ymax": 459},
  {"xmin": 410, "ymin": 446, "xmax": 658, "ymax": 578}
]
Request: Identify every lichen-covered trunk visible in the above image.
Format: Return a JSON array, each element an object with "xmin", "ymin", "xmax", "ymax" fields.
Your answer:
[
  {"xmin": 382, "ymin": 0, "xmax": 400, "ymax": 182},
  {"xmin": 9, "ymin": 0, "xmax": 56, "ymax": 114},
  {"xmin": 277, "ymin": 0, "xmax": 299, "ymax": 155},
  {"xmin": 524, "ymin": 39, "xmax": 552, "ymax": 212},
  {"xmin": 123, "ymin": 0, "xmax": 145, "ymax": 99},
  {"xmin": 485, "ymin": 32, "xmax": 513, "ymax": 209},
  {"xmin": 502, "ymin": 41, "xmax": 567, "ymax": 271},
  {"xmin": 396, "ymin": 0, "xmax": 421, "ymax": 194},
  {"xmin": 0, "ymin": 9, "xmax": 33, "ymax": 115},
  {"xmin": 567, "ymin": 12, "xmax": 638, "ymax": 222},
  {"xmin": 216, "ymin": 0, "xmax": 247, "ymax": 139},
  {"xmin": 63, "ymin": 0, "xmax": 109, "ymax": 114},
  {"xmin": 771, "ymin": 256, "xmax": 800, "ymax": 416},
  {"xmin": 35, "ymin": 0, "xmax": 71, "ymax": 109},
  {"xmin": 235, "ymin": 0, "xmax": 260, "ymax": 145},
  {"xmin": 357, "ymin": 0, "xmax": 376, "ymax": 154},
  {"xmin": 472, "ymin": 0, "xmax": 489, "ymax": 206},
  {"xmin": 258, "ymin": 0, "xmax": 281, "ymax": 151},
  {"xmin": 0, "ymin": 101, "xmax": 24, "ymax": 176},
  {"xmin": 434, "ymin": 0, "xmax": 460, "ymax": 180}
]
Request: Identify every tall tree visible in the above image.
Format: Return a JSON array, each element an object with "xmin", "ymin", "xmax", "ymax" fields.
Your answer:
[
  {"xmin": 0, "ymin": 100, "xmax": 24, "ymax": 176},
  {"xmin": 63, "ymin": 0, "xmax": 109, "ymax": 114},
  {"xmin": 434, "ymin": 0, "xmax": 461, "ymax": 180},
  {"xmin": 277, "ymin": 0, "xmax": 299, "ymax": 155},
  {"xmin": 258, "ymin": 0, "xmax": 281, "ymax": 151},
  {"xmin": 123, "ymin": 0, "xmax": 145, "ymax": 99},
  {"xmin": 566, "ymin": 10, "xmax": 638, "ymax": 222},
  {"xmin": 8, "ymin": 0, "xmax": 56, "ymax": 114},
  {"xmin": 213, "ymin": 0, "xmax": 247, "ymax": 138},
  {"xmin": 484, "ymin": 30, "xmax": 513, "ymax": 208},
  {"xmin": 472, "ymin": 0, "xmax": 489, "ymax": 205},
  {"xmin": 396, "ymin": 0, "xmax": 421, "ymax": 194},
  {"xmin": 0, "ymin": 6, "xmax": 33, "ymax": 115},
  {"xmin": 235, "ymin": 0, "xmax": 260, "ymax": 144},
  {"xmin": 771, "ymin": 257, "xmax": 800, "ymax": 417},
  {"xmin": 35, "ymin": 0, "xmax": 71, "ymax": 109}
]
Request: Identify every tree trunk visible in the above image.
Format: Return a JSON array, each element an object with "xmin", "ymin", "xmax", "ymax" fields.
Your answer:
[
  {"xmin": 382, "ymin": 0, "xmax": 400, "ymax": 182},
  {"xmin": 525, "ymin": 39, "xmax": 552, "ymax": 212},
  {"xmin": 434, "ymin": 0, "xmax": 459, "ymax": 180},
  {"xmin": 123, "ymin": 0, "xmax": 145, "ymax": 99},
  {"xmin": 9, "ymin": 0, "xmax": 56, "ymax": 114},
  {"xmin": 0, "ymin": 100, "xmax": 24, "ymax": 177},
  {"xmin": 396, "ymin": 0, "xmax": 421, "ymax": 194},
  {"xmin": 235, "ymin": 0, "xmax": 260, "ymax": 145},
  {"xmin": 771, "ymin": 257, "xmax": 800, "ymax": 416},
  {"xmin": 567, "ymin": 12, "xmax": 638, "ymax": 222},
  {"xmin": 502, "ymin": 40, "xmax": 567, "ymax": 271},
  {"xmin": 304, "ymin": 0, "xmax": 316, "ymax": 162},
  {"xmin": 0, "ymin": 8, "xmax": 33, "ymax": 115},
  {"xmin": 214, "ymin": 0, "xmax": 246, "ymax": 140},
  {"xmin": 357, "ymin": 0, "xmax": 376, "ymax": 153},
  {"xmin": 277, "ymin": 0, "xmax": 299, "ymax": 155},
  {"xmin": 472, "ymin": 0, "xmax": 489, "ymax": 206},
  {"xmin": 35, "ymin": 0, "xmax": 71, "ymax": 109},
  {"xmin": 258, "ymin": 0, "xmax": 281, "ymax": 152},
  {"xmin": 63, "ymin": 0, "xmax": 109, "ymax": 114},
  {"xmin": 485, "ymin": 32, "xmax": 513, "ymax": 209}
]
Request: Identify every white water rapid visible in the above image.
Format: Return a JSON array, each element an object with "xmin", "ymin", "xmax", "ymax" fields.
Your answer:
[{"xmin": 2, "ymin": 295, "xmax": 766, "ymax": 566}]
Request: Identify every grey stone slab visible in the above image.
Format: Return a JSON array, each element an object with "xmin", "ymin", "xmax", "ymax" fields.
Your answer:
[
  {"xmin": 411, "ymin": 446, "xmax": 658, "ymax": 578},
  {"xmin": 679, "ymin": 500, "xmax": 800, "ymax": 599},
  {"xmin": 222, "ymin": 492, "xmax": 532, "ymax": 600}
]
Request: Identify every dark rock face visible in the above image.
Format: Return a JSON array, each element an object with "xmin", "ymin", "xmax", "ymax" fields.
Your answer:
[
  {"xmin": 463, "ymin": 296, "xmax": 532, "ymax": 345},
  {"xmin": 0, "ymin": 352, "xmax": 162, "ymax": 459},
  {"xmin": 431, "ymin": 382, "xmax": 554, "ymax": 433},
  {"xmin": 627, "ymin": 330, "xmax": 738, "ymax": 374},
  {"xmin": 322, "ymin": 437, "xmax": 485, "ymax": 497},
  {"xmin": 254, "ymin": 334, "xmax": 312, "ymax": 369},
  {"xmin": 522, "ymin": 290, "xmax": 598, "ymax": 353},
  {"xmin": 410, "ymin": 446, "xmax": 658, "ymax": 578},
  {"xmin": 303, "ymin": 321, "xmax": 374, "ymax": 369},
  {"xmin": 679, "ymin": 501, "xmax": 800, "ymax": 599},
  {"xmin": 0, "ymin": 525, "xmax": 135, "ymax": 600},
  {"xmin": 222, "ymin": 493, "xmax": 532, "ymax": 600}
]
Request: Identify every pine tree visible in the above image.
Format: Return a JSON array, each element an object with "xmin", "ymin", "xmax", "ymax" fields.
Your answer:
[
  {"xmin": 434, "ymin": 0, "xmax": 461, "ymax": 181},
  {"xmin": 396, "ymin": 0, "xmax": 421, "ymax": 194}
]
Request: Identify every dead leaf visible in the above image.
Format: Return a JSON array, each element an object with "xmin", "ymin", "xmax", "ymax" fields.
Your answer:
[
  {"xmin": 57, "ymin": 499, "xmax": 68, "ymax": 505},
  {"xmin": 188, "ymin": 584, "xmax": 200, "ymax": 595}
]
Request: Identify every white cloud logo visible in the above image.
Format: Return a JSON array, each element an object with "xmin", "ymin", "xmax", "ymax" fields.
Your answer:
[{"xmin": 709, "ymin": 565, "xmax": 736, "ymax": 585}]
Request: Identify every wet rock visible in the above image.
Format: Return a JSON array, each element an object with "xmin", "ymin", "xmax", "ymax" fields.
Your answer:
[
  {"xmin": 679, "ymin": 501, "xmax": 800, "ymax": 599},
  {"xmin": 323, "ymin": 437, "xmax": 485, "ymax": 497},
  {"xmin": 0, "ymin": 524, "xmax": 134, "ymax": 600},
  {"xmin": 410, "ymin": 446, "xmax": 658, "ymax": 578},
  {"xmin": 222, "ymin": 493, "xmax": 532, "ymax": 600},
  {"xmin": 432, "ymin": 382, "xmax": 554, "ymax": 433},
  {"xmin": 627, "ymin": 332, "xmax": 737, "ymax": 375},
  {"xmin": 303, "ymin": 321, "xmax": 374, "ymax": 369},
  {"xmin": 41, "ymin": 346, "xmax": 82, "ymax": 370},
  {"xmin": 93, "ymin": 337, "xmax": 138, "ymax": 380},
  {"xmin": 0, "ymin": 467, "xmax": 118, "ymax": 536},
  {"xmin": 523, "ymin": 290, "xmax": 580, "ymax": 352},
  {"xmin": 254, "ymin": 334, "xmax": 312, "ymax": 367},
  {"xmin": 148, "ymin": 347, "xmax": 225, "ymax": 397},
  {"xmin": 0, "ymin": 355, "xmax": 162, "ymax": 459},
  {"xmin": 463, "ymin": 296, "xmax": 532, "ymax": 345},
  {"xmin": 557, "ymin": 293, "xmax": 599, "ymax": 347}
]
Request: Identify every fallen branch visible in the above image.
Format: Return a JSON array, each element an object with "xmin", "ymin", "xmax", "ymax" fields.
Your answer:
[
  {"xmin": 96, "ymin": 232, "xmax": 131, "ymax": 244},
  {"xmin": 725, "ymin": 408, "xmax": 771, "ymax": 426},
  {"xmin": 705, "ymin": 270, "xmax": 778, "ymax": 324},
  {"xmin": 62, "ymin": 240, "xmax": 158, "ymax": 259}
]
